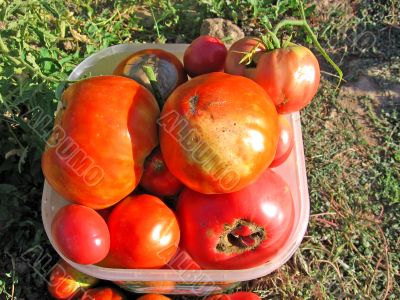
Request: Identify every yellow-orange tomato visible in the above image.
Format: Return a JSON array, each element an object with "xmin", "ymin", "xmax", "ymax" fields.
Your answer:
[
  {"xmin": 137, "ymin": 295, "xmax": 172, "ymax": 300},
  {"xmin": 42, "ymin": 76, "xmax": 159, "ymax": 209},
  {"xmin": 159, "ymin": 72, "xmax": 279, "ymax": 194}
]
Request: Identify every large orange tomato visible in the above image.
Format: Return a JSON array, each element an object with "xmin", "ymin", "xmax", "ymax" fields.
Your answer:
[
  {"xmin": 42, "ymin": 76, "xmax": 159, "ymax": 209},
  {"xmin": 159, "ymin": 72, "xmax": 279, "ymax": 194}
]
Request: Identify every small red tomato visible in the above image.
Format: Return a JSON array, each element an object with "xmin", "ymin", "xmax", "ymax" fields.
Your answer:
[
  {"xmin": 104, "ymin": 194, "xmax": 180, "ymax": 269},
  {"xmin": 140, "ymin": 148, "xmax": 183, "ymax": 196},
  {"xmin": 176, "ymin": 169, "xmax": 294, "ymax": 269},
  {"xmin": 269, "ymin": 115, "xmax": 294, "ymax": 168},
  {"xmin": 52, "ymin": 205, "xmax": 110, "ymax": 265},
  {"xmin": 48, "ymin": 259, "xmax": 98, "ymax": 299},
  {"xmin": 137, "ymin": 295, "xmax": 171, "ymax": 300},
  {"xmin": 206, "ymin": 292, "xmax": 261, "ymax": 300},
  {"xmin": 251, "ymin": 44, "xmax": 320, "ymax": 113},
  {"xmin": 224, "ymin": 37, "xmax": 265, "ymax": 76},
  {"xmin": 114, "ymin": 49, "xmax": 187, "ymax": 103},
  {"xmin": 183, "ymin": 36, "xmax": 227, "ymax": 77},
  {"xmin": 80, "ymin": 287, "xmax": 126, "ymax": 300}
]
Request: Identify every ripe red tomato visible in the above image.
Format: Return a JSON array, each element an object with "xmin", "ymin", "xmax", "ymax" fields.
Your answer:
[
  {"xmin": 113, "ymin": 49, "xmax": 187, "ymax": 103},
  {"xmin": 104, "ymin": 194, "xmax": 180, "ymax": 269},
  {"xmin": 52, "ymin": 205, "xmax": 110, "ymax": 265},
  {"xmin": 224, "ymin": 37, "xmax": 265, "ymax": 76},
  {"xmin": 48, "ymin": 259, "xmax": 98, "ymax": 299},
  {"xmin": 42, "ymin": 76, "xmax": 159, "ymax": 209},
  {"xmin": 269, "ymin": 115, "xmax": 294, "ymax": 168},
  {"xmin": 251, "ymin": 44, "xmax": 320, "ymax": 114},
  {"xmin": 140, "ymin": 148, "xmax": 183, "ymax": 196},
  {"xmin": 159, "ymin": 72, "xmax": 279, "ymax": 194},
  {"xmin": 183, "ymin": 36, "xmax": 227, "ymax": 77},
  {"xmin": 206, "ymin": 292, "xmax": 261, "ymax": 300},
  {"xmin": 176, "ymin": 169, "xmax": 294, "ymax": 269},
  {"xmin": 137, "ymin": 295, "xmax": 171, "ymax": 300},
  {"xmin": 80, "ymin": 287, "xmax": 125, "ymax": 300}
]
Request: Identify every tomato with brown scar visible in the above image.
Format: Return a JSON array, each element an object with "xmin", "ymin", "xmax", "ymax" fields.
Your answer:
[
  {"xmin": 114, "ymin": 49, "xmax": 187, "ymax": 104},
  {"xmin": 176, "ymin": 169, "xmax": 294, "ymax": 269},
  {"xmin": 42, "ymin": 76, "xmax": 159, "ymax": 209},
  {"xmin": 159, "ymin": 72, "xmax": 279, "ymax": 194}
]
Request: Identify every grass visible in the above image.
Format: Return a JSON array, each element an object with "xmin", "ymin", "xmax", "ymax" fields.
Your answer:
[{"xmin": 0, "ymin": 0, "xmax": 399, "ymax": 299}]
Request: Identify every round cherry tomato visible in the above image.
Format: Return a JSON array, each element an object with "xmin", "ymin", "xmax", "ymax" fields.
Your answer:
[
  {"xmin": 140, "ymin": 148, "xmax": 183, "ymax": 196},
  {"xmin": 159, "ymin": 72, "xmax": 279, "ymax": 194},
  {"xmin": 251, "ymin": 44, "xmax": 320, "ymax": 114},
  {"xmin": 206, "ymin": 292, "xmax": 261, "ymax": 300},
  {"xmin": 269, "ymin": 115, "xmax": 294, "ymax": 168},
  {"xmin": 137, "ymin": 295, "xmax": 171, "ymax": 300},
  {"xmin": 224, "ymin": 37, "xmax": 265, "ymax": 76},
  {"xmin": 52, "ymin": 205, "xmax": 110, "ymax": 265},
  {"xmin": 176, "ymin": 169, "xmax": 294, "ymax": 269},
  {"xmin": 80, "ymin": 287, "xmax": 125, "ymax": 300},
  {"xmin": 48, "ymin": 259, "xmax": 98, "ymax": 299},
  {"xmin": 113, "ymin": 49, "xmax": 187, "ymax": 103},
  {"xmin": 42, "ymin": 76, "xmax": 159, "ymax": 209},
  {"xmin": 104, "ymin": 194, "xmax": 180, "ymax": 269},
  {"xmin": 183, "ymin": 36, "xmax": 227, "ymax": 77}
]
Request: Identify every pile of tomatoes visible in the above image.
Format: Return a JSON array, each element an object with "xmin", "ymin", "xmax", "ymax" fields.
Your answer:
[{"xmin": 42, "ymin": 35, "xmax": 320, "ymax": 273}]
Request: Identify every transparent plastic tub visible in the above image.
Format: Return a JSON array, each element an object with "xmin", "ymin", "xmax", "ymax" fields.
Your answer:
[{"xmin": 41, "ymin": 44, "xmax": 310, "ymax": 295}]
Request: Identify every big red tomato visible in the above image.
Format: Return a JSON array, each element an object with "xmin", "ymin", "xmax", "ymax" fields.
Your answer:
[
  {"xmin": 80, "ymin": 287, "xmax": 125, "ymax": 300},
  {"xmin": 251, "ymin": 44, "xmax": 320, "ymax": 114},
  {"xmin": 166, "ymin": 248, "xmax": 201, "ymax": 270},
  {"xmin": 269, "ymin": 115, "xmax": 294, "ymax": 168},
  {"xmin": 206, "ymin": 292, "xmax": 260, "ymax": 300},
  {"xmin": 224, "ymin": 37, "xmax": 265, "ymax": 76},
  {"xmin": 42, "ymin": 76, "xmax": 159, "ymax": 209},
  {"xmin": 184, "ymin": 36, "xmax": 227, "ymax": 77},
  {"xmin": 114, "ymin": 49, "xmax": 187, "ymax": 103},
  {"xmin": 104, "ymin": 194, "xmax": 180, "ymax": 269},
  {"xmin": 176, "ymin": 169, "xmax": 294, "ymax": 269},
  {"xmin": 52, "ymin": 205, "xmax": 110, "ymax": 265},
  {"xmin": 48, "ymin": 259, "xmax": 98, "ymax": 299},
  {"xmin": 159, "ymin": 72, "xmax": 279, "ymax": 194},
  {"xmin": 140, "ymin": 148, "xmax": 183, "ymax": 196}
]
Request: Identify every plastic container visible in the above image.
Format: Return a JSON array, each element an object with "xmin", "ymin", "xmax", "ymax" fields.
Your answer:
[{"xmin": 41, "ymin": 44, "xmax": 310, "ymax": 295}]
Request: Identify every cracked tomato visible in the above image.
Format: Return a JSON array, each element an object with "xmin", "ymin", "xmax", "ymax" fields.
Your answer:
[{"xmin": 176, "ymin": 169, "xmax": 294, "ymax": 269}]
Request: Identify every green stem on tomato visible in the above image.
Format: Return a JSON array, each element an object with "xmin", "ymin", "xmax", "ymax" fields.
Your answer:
[
  {"xmin": 265, "ymin": 27, "xmax": 281, "ymax": 49},
  {"xmin": 271, "ymin": 1, "xmax": 343, "ymax": 89},
  {"xmin": 142, "ymin": 65, "xmax": 164, "ymax": 109}
]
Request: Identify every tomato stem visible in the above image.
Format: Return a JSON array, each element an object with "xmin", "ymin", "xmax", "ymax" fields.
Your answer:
[
  {"xmin": 142, "ymin": 65, "xmax": 164, "ymax": 109},
  {"xmin": 271, "ymin": 0, "xmax": 343, "ymax": 89}
]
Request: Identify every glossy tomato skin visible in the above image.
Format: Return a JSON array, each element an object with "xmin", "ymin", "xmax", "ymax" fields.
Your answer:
[
  {"xmin": 80, "ymin": 287, "xmax": 125, "ymax": 300},
  {"xmin": 42, "ymin": 76, "xmax": 159, "ymax": 209},
  {"xmin": 52, "ymin": 205, "xmax": 110, "ymax": 265},
  {"xmin": 114, "ymin": 49, "xmax": 187, "ymax": 102},
  {"xmin": 104, "ymin": 194, "xmax": 180, "ymax": 269},
  {"xmin": 176, "ymin": 169, "xmax": 294, "ymax": 269},
  {"xmin": 159, "ymin": 72, "xmax": 279, "ymax": 194},
  {"xmin": 206, "ymin": 292, "xmax": 261, "ymax": 300},
  {"xmin": 137, "ymin": 295, "xmax": 171, "ymax": 300},
  {"xmin": 269, "ymin": 115, "xmax": 294, "ymax": 168},
  {"xmin": 140, "ymin": 148, "xmax": 183, "ymax": 196},
  {"xmin": 251, "ymin": 45, "xmax": 320, "ymax": 114},
  {"xmin": 224, "ymin": 37, "xmax": 265, "ymax": 76},
  {"xmin": 48, "ymin": 259, "xmax": 98, "ymax": 299},
  {"xmin": 184, "ymin": 36, "xmax": 227, "ymax": 77}
]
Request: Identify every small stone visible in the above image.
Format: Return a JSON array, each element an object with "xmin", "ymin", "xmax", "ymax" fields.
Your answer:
[{"xmin": 200, "ymin": 18, "xmax": 244, "ymax": 43}]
